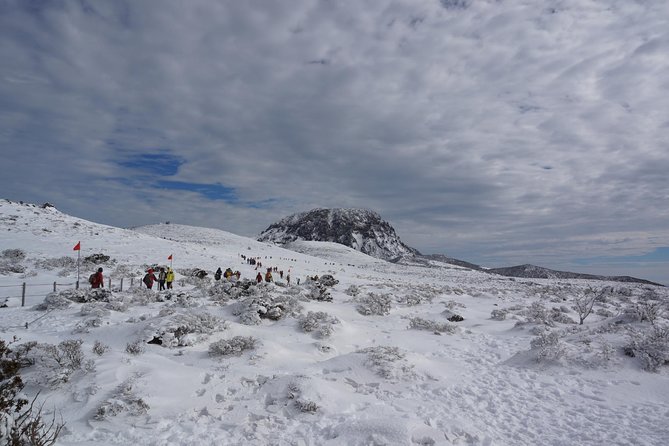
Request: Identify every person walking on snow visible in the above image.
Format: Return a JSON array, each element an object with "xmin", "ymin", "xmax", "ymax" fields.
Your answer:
[
  {"xmin": 143, "ymin": 269, "xmax": 157, "ymax": 289},
  {"xmin": 214, "ymin": 267, "xmax": 222, "ymax": 281},
  {"xmin": 158, "ymin": 267, "xmax": 167, "ymax": 291},
  {"xmin": 166, "ymin": 267, "xmax": 175, "ymax": 289},
  {"xmin": 256, "ymin": 272, "xmax": 263, "ymax": 283},
  {"xmin": 90, "ymin": 267, "xmax": 104, "ymax": 289}
]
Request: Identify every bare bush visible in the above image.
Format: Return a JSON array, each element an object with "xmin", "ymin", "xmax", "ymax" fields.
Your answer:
[
  {"xmin": 92, "ymin": 341, "xmax": 110, "ymax": 356},
  {"xmin": 573, "ymin": 289, "xmax": 599, "ymax": 325}
]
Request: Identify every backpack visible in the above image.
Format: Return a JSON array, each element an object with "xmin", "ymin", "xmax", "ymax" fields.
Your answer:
[
  {"xmin": 88, "ymin": 273, "xmax": 96, "ymax": 284},
  {"xmin": 143, "ymin": 274, "xmax": 151, "ymax": 286}
]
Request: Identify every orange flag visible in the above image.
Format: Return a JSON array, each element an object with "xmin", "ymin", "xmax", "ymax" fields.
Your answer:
[{"xmin": 168, "ymin": 254, "xmax": 173, "ymax": 260}]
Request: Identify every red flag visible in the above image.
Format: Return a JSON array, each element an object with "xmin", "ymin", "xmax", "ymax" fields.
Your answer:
[
  {"xmin": 73, "ymin": 241, "xmax": 81, "ymax": 251},
  {"xmin": 168, "ymin": 254, "xmax": 173, "ymax": 260}
]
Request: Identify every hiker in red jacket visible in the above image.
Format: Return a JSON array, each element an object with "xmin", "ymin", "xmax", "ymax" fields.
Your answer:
[
  {"xmin": 90, "ymin": 267, "xmax": 104, "ymax": 289},
  {"xmin": 143, "ymin": 269, "xmax": 157, "ymax": 289}
]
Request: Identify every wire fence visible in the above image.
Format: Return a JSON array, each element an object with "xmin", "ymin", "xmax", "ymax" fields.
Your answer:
[{"xmin": 0, "ymin": 276, "xmax": 145, "ymax": 307}]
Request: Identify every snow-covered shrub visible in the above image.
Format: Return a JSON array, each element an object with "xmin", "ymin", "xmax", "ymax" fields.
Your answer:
[
  {"xmin": 153, "ymin": 312, "xmax": 227, "ymax": 348},
  {"xmin": 356, "ymin": 293, "xmax": 392, "ymax": 316},
  {"xmin": 530, "ymin": 330, "xmax": 565, "ymax": 362},
  {"xmin": 525, "ymin": 301, "xmax": 553, "ymax": 326},
  {"xmin": 80, "ymin": 302, "xmax": 111, "ymax": 318},
  {"xmin": 125, "ymin": 340, "xmax": 144, "ymax": 356},
  {"xmin": 232, "ymin": 295, "xmax": 303, "ymax": 325},
  {"xmin": 2, "ymin": 248, "xmax": 26, "ymax": 262},
  {"xmin": 0, "ymin": 338, "xmax": 65, "ymax": 445},
  {"xmin": 624, "ymin": 326, "xmax": 669, "ymax": 372},
  {"xmin": 208, "ymin": 336, "xmax": 258, "ymax": 357},
  {"xmin": 92, "ymin": 340, "xmax": 110, "ymax": 356},
  {"xmin": 395, "ymin": 291, "xmax": 424, "ymax": 306},
  {"xmin": 596, "ymin": 308, "xmax": 615, "ymax": 318},
  {"xmin": 34, "ymin": 256, "xmax": 76, "ymax": 271},
  {"xmin": 165, "ymin": 291, "xmax": 200, "ymax": 308},
  {"xmin": 357, "ymin": 346, "xmax": 415, "ymax": 380},
  {"xmin": 287, "ymin": 382, "xmax": 319, "ymax": 414},
  {"xmin": 345, "ymin": 285, "xmax": 360, "ymax": 297},
  {"xmin": 125, "ymin": 286, "xmax": 160, "ymax": 305},
  {"xmin": 444, "ymin": 300, "xmax": 466, "ymax": 310},
  {"xmin": 83, "ymin": 253, "xmax": 110, "ymax": 264},
  {"xmin": 298, "ymin": 311, "xmax": 340, "ymax": 338},
  {"xmin": 317, "ymin": 274, "xmax": 339, "ymax": 287},
  {"xmin": 34, "ymin": 293, "xmax": 72, "ymax": 311},
  {"xmin": 26, "ymin": 340, "xmax": 94, "ymax": 387},
  {"xmin": 95, "ymin": 381, "xmax": 149, "ymax": 420},
  {"xmin": 490, "ymin": 309, "xmax": 508, "ymax": 321},
  {"xmin": 549, "ymin": 308, "xmax": 576, "ymax": 325},
  {"xmin": 441, "ymin": 309, "xmax": 464, "ymax": 322},
  {"xmin": 408, "ymin": 317, "xmax": 456, "ymax": 334},
  {"xmin": 106, "ymin": 300, "xmax": 129, "ymax": 313},
  {"xmin": 632, "ymin": 301, "xmax": 665, "ymax": 325},
  {"xmin": 306, "ymin": 283, "xmax": 332, "ymax": 302},
  {"xmin": 72, "ymin": 317, "xmax": 103, "ymax": 334},
  {"xmin": 46, "ymin": 288, "xmax": 111, "ymax": 305},
  {"xmin": 0, "ymin": 249, "xmax": 26, "ymax": 274}
]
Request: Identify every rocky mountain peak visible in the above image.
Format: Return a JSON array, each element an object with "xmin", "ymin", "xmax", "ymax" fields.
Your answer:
[{"xmin": 257, "ymin": 208, "xmax": 419, "ymax": 261}]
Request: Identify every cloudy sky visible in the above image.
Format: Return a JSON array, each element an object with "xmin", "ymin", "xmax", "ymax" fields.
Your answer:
[{"xmin": 1, "ymin": 0, "xmax": 668, "ymax": 283}]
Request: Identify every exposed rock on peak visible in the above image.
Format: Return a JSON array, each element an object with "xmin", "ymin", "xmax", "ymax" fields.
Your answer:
[{"xmin": 257, "ymin": 208, "xmax": 419, "ymax": 261}]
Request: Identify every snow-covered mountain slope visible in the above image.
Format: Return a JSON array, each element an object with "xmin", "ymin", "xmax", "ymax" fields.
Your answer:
[
  {"xmin": 1, "ymin": 199, "xmax": 669, "ymax": 446},
  {"xmin": 258, "ymin": 208, "xmax": 419, "ymax": 261}
]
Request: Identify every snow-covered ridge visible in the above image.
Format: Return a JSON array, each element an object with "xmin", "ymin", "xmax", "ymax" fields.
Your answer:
[{"xmin": 258, "ymin": 208, "xmax": 419, "ymax": 261}]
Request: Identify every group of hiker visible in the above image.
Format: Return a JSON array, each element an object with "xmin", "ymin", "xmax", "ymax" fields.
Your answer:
[
  {"xmin": 88, "ymin": 266, "xmax": 174, "ymax": 290},
  {"xmin": 90, "ymin": 252, "xmax": 298, "ymax": 291},
  {"xmin": 142, "ymin": 267, "xmax": 175, "ymax": 290},
  {"xmin": 214, "ymin": 267, "xmax": 240, "ymax": 281},
  {"xmin": 253, "ymin": 267, "xmax": 291, "ymax": 285}
]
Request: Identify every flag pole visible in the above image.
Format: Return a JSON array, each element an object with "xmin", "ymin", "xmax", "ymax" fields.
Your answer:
[{"xmin": 74, "ymin": 241, "xmax": 81, "ymax": 289}]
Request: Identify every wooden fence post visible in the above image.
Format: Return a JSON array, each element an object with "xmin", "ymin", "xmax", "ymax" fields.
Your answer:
[
  {"xmin": 120, "ymin": 278, "xmax": 124, "ymax": 292},
  {"xmin": 108, "ymin": 277, "xmax": 111, "ymax": 289},
  {"xmin": 53, "ymin": 281, "xmax": 57, "ymax": 292},
  {"xmin": 130, "ymin": 277, "xmax": 134, "ymax": 288},
  {"xmin": 21, "ymin": 282, "xmax": 26, "ymax": 307}
]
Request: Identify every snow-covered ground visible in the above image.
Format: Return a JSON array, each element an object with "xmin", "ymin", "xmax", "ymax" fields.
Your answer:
[{"xmin": 1, "ymin": 199, "xmax": 668, "ymax": 445}]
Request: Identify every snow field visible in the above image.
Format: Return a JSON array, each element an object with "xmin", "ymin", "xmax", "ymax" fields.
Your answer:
[{"xmin": 1, "ymin": 200, "xmax": 669, "ymax": 445}]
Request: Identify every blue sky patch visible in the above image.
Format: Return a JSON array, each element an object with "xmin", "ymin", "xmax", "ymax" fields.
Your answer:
[
  {"xmin": 118, "ymin": 154, "xmax": 184, "ymax": 177},
  {"xmin": 156, "ymin": 180, "xmax": 239, "ymax": 202}
]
